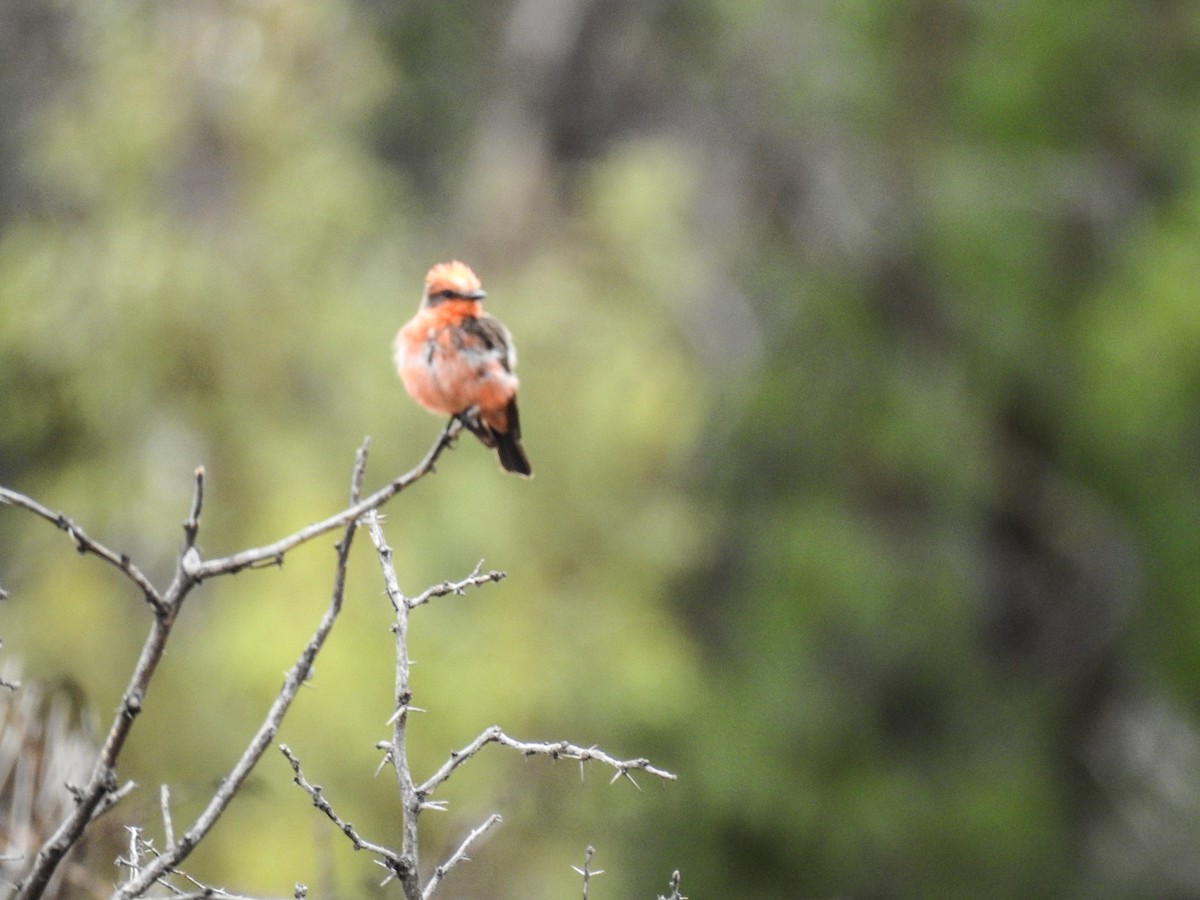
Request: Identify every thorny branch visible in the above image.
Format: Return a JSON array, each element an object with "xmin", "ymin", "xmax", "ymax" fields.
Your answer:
[
  {"xmin": 114, "ymin": 441, "xmax": 373, "ymax": 898},
  {"xmin": 4, "ymin": 421, "xmax": 681, "ymax": 895},
  {"xmin": 658, "ymin": 870, "xmax": 687, "ymax": 900},
  {"xmin": 365, "ymin": 511, "xmax": 424, "ymax": 899},
  {"xmin": 422, "ymin": 813, "xmax": 502, "ymax": 900},
  {"xmin": 11, "ymin": 469, "xmax": 209, "ymax": 900},
  {"xmin": 5, "ymin": 427, "xmax": 455, "ymax": 899},
  {"xmin": 364, "ymin": 515, "xmax": 507, "ymax": 896},
  {"xmin": 353, "ymin": 514, "xmax": 675, "ymax": 898},
  {"xmin": 117, "ymin": 826, "xmax": 266, "ymax": 899},
  {"xmin": 573, "ymin": 846, "xmax": 603, "ymax": 900},
  {"xmin": 363, "ymin": 514, "xmax": 505, "ymax": 897},
  {"xmin": 420, "ymin": 727, "xmax": 677, "ymax": 796},
  {"xmin": 407, "ymin": 562, "xmax": 506, "ymax": 610},
  {"xmin": 279, "ymin": 745, "xmax": 411, "ymax": 880}
]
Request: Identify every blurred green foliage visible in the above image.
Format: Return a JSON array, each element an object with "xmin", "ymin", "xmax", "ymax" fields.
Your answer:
[{"xmin": 2, "ymin": 0, "xmax": 1200, "ymax": 897}]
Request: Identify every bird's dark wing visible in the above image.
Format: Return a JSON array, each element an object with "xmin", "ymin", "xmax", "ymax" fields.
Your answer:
[{"xmin": 458, "ymin": 314, "xmax": 516, "ymax": 372}]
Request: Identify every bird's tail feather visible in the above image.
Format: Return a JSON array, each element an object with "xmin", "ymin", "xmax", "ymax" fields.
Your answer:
[
  {"xmin": 494, "ymin": 429, "xmax": 532, "ymax": 477},
  {"xmin": 494, "ymin": 398, "xmax": 531, "ymax": 476},
  {"xmin": 457, "ymin": 401, "xmax": 532, "ymax": 477}
]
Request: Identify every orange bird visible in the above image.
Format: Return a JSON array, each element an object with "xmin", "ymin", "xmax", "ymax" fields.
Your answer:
[{"xmin": 394, "ymin": 261, "xmax": 532, "ymax": 476}]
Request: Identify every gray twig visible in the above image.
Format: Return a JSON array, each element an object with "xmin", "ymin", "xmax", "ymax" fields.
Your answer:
[
  {"xmin": 0, "ymin": 487, "xmax": 163, "ymax": 612},
  {"xmin": 8, "ymin": 429, "xmax": 455, "ymax": 898},
  {"xmin": 366, "ymin": 515, "xmax": 509, "ymax": 900},
  {"xmin": 572, "ymin": 846, "xmax": 603, "ymax": 900},
  {"xmin": 117, "ymin": 826, "xmax": 276, "ymax": 898},
  {"xmin": 407, "ymin": 562, "xmax": 506, "ymax": 610},
  {"xmin": 363, "ymin": 514, "xmax": 674, "ymax": 897},
  {"xmin": 15, "ymin": 558, "xmax": 182, "ymax": 897},
  {"xmin": 188, "ymin": 420, "xmax": 461, "ymax": 580},
  {"xmin": 160, "ymin": 785, "xmax": 175, "ymax": 848},
  {"xmin": 279, "ymin": 745, "xmax": 411, "ymax": 883},
  {"xmin": 657, "ymin": 870, "xmax": 687, "ymax": 900},
  {"xmin": 113, "ymin": 440, "xmax": 374, "ymax": 898},
  {"xmin": 420, "ymin": 727, "xmax": 677, "ymax": 796},
  {"xmin": 422, "ymin": 813, "xmax": 502, "ymax": 900},
  {"xmin": 365, "ymin": 511, "xmax": 424, "ymax": 900}
]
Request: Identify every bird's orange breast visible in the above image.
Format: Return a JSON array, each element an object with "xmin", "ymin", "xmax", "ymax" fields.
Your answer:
[{"xmin": 394, "ymin": 309, "xmax": 518, "ymax": 429}]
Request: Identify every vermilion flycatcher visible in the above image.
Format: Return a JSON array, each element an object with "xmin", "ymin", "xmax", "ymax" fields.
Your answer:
[{"xmin": 394, "ymin": 261, "xmax": 533, "ymax": 477}]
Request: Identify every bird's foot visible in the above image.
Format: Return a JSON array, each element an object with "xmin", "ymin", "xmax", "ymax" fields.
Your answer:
[{"xmin": 455, "ymin": 406, "xmax": 483, "ymax": 433}]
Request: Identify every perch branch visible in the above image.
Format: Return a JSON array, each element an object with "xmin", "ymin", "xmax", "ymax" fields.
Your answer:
[{"xmin": 189, "ymin": 420, "xmax": 461, "ymax": 580}]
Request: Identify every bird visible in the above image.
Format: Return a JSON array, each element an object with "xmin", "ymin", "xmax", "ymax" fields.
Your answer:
[{"xmin": 393, "ymin": 260, "xmax": 532, "ymax": 477}]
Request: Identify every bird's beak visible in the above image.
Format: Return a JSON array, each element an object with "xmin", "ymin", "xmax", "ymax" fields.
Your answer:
[{"xmin": 467, "ymin": 290, "xmax": 487, "ymax": 300}]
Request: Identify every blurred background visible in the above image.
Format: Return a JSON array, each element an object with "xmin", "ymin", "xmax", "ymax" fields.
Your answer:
[{"xmin": 2, "ymin": 0, "xmax": 1200, "ymax": 897}]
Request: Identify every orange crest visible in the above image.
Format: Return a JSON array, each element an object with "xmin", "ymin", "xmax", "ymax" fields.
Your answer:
[{"xmin": 424, "ymin": 260, "xmax": 483, "ymax": 298}]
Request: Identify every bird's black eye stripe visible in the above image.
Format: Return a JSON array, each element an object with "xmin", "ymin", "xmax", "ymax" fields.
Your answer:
[{"xmin": 434, "ymin": 289, "xmax": 462, "ymax": 301}]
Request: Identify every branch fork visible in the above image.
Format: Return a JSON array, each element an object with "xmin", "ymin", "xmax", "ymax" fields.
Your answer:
[
  {"xmin": 4, "ymin": 428, "xmax": 456, "ymax": 898},
  {"xmin": 3, "ymin": 418, "xmax": 678, "ymax": 896}
]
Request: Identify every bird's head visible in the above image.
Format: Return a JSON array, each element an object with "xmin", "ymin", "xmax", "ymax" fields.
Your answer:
[{"xmin": 422, "ymin": 260, "xmax": 486, "ymax": 306}]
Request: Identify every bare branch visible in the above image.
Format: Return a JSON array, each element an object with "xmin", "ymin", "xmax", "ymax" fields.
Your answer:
[
  {"xmin": 182, "ymin": 467, "xmax": 205, "ymax": 549},
  {"xmin": 94, "ymin": 780, "xmax": 139, "ymax": 820},
  {"xmin": 408, "ymin": 563, "xmax": 506, "ymax": 610},
  {"xmin": 657, "ymin": 870, "xmax": 687, "ymax": 900},
  {"xmin": 422, "ymin": 813, "xmax": 503, "ymax": 900},
  {"xmin": 367, "ymin": 511, "xmax": 406, "ymax": 614},
  {"xmin": 117, "ymin": 827, "xmax": 284, "ymax": 899},
  {"xmin": 420, "ymin": 727, "xmax": 677, "ymax": 796},
  {"xmin": 122, "ymin": 827, "xmax": 144, "ymax": 886},
  {"xmin": 365, "ymin": 515, "xmax": 509, "ymax": 899},
  {"xmin": 365, "ymin": 511, "xmax": 423, "ymax": 900},
  {"xmin": 0, "ymin": 486, "xmax": 163, "ymax": 612},
  {"xmin": 9, "ymin": 425, "xmax": 680, "ymax": 895},
  {"xmin": 114, "ymin": 441, "xmax": 373, "ymax": 898},
  {"xmin": 189, "ymin": 421, "xmax": 461, "ymax": 580},
  {"xmin": 15, "ymin": 591, "xmax": 179, "ymax": 897},
  {"xmin": 279, "ymin": 745, "xmax": 411, "ymax": 883},
  {"xmin": 572, "ymin": 846, "xmax": 603, "ymax": 900},
  {"xmin": 160, "ymin": 785, "xmax": 175, "ymax": 848}
]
